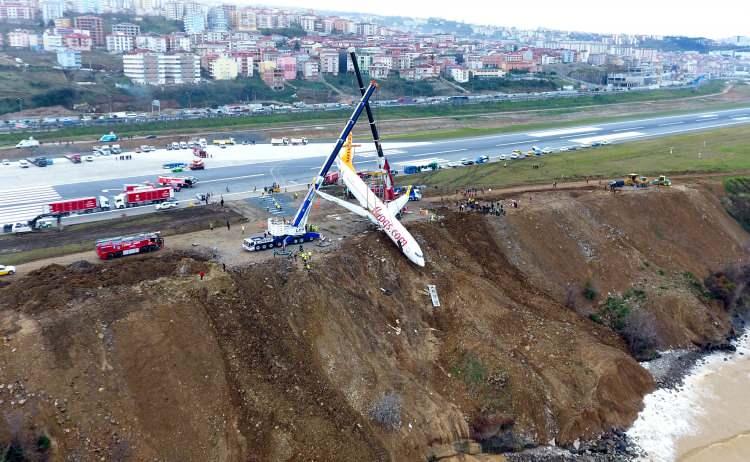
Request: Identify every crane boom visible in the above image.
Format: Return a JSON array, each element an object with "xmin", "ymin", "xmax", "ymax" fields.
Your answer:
[
  {"xmin": 349, "ymin": 50, "xmax": 385, "ymax": 168},
  {"xmin": 291, "ymin": 80, "xmax": 378, "ymax": 227}
]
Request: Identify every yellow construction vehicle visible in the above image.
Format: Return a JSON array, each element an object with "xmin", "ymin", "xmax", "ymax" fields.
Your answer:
[
  {"xmin": 650, "ymin": 175, "xmax": 672, "ymax": 186},
  {"xmin": 266, "ymin": 182, "xmax": 281, "ymax": 193},
  {"xmin": 625, "ymin": 173, "xmax": 649, "ymax": 188}
]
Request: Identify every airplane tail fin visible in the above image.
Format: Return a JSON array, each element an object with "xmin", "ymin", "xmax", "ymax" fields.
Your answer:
[{"xmin": 340, "ymin": 133, "xmax": 355, "ymax": 170}]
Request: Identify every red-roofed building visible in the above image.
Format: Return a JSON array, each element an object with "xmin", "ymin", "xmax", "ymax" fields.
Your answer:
[{"xmin": 64, "ymin": 32, "xmax": 92, "ymax": 51}]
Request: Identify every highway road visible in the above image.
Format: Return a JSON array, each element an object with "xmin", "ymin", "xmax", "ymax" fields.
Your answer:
[{"xmin": 1, "ymin": 106, "xmax": 749, "ymax": 229}]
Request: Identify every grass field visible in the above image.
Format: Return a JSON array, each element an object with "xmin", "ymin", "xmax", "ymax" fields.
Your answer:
[
  {"xmin": 408, "ymin": 124, "xmax": 750, "ymax": 191},
  {"xmin": 0, "ymin": 80, "xmax": 730, "ymax": 146}
]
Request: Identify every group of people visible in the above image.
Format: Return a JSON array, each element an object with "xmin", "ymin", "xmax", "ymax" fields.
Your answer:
[
  {"xmin": 284, "ymin": 245, "xmax": 312, "ymax": 271},
  {"xmin": 457, "ymin": 197, "xmax": 519, "ymax": 216}
]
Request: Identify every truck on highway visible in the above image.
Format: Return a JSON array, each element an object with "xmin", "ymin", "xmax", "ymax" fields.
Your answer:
[
  {"xmin": 271, "ymin": 137, "xmax": 290, "ymax": 146},
  {"xmin": 114, "ymin": 187, "xmax": 172, "ymax": 209},
  {"xmin": 15, "ymin": 137, "xmax": 40, "ymax": 148},
  {"xmin": 46, "ymin": 196, "xmax": 110, "ymax": 215},
  {"xmin": 290, "ymin": 137, "xmax": 308, "ymax": 145},
  {"xmin": 157, "ymin": 175, "xmax": 198, "ymax": 190},
  {"xmin": 95, "ymin": 231, "xmax": 164, "ymax": 260},
  {"xmin": 213, "ymin": 137, "xmax": 235, "ymax": 146},
  {"xmin": 189, "ymin": 159, "xmax": 205, "ymax": 170}
]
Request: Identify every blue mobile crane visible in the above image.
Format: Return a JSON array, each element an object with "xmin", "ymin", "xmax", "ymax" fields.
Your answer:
[{"xmin": 242, "ymin": 80, "xmax": 379, "ymax": 252}]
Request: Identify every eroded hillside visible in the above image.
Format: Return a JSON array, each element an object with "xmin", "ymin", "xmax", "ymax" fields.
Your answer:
[{"xmin": 0, "ymin": 183, "xmax": 743, "ymax": 461}]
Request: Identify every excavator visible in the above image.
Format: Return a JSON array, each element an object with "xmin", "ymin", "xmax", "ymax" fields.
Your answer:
[
  {"xmin": 624, "ymin": 173, "xmax": 649, "ymax": 188},
  {"xmin": 650, "ymin": 175, "xmax": 672, "ymax": 186}
]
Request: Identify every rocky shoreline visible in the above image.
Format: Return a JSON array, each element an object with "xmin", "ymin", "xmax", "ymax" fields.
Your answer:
[{"xmin": 501, "ymin": 331, "xmax": 745, "ymax": 462}]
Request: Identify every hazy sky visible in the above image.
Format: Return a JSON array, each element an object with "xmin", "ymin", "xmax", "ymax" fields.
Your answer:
[{"xmin": 254, "ymin": 0, "xmax": 747, "ymax": 39}]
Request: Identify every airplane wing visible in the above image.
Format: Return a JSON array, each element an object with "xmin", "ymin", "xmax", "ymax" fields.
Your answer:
[
  {"xmin": 315, "ymin": 189, "xmax": 370, "ymax": 218},
  {"xmin": 387, "ymin": 186, "xmax": 411, "ymax": 216}
]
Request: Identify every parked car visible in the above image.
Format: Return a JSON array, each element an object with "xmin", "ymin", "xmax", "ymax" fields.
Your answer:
[
  {"xmin": 84, "ymin": 155, "xmax": 94, "ymax": 162},
  {"xmin": 145, "ymin": 134, "xmax": 157, "ymax": 139},
  {"xmin": 542, "ymin": 148, "xmax": 553, "ymax": 154},
  {"xmin": 558, "ymin": 147, "xmax": 569, "ymax": 152},
  {"xmin": 2, "ymin": 159, "xmax": 9, "ymax": 165},
  {"xmin": 19, "ymin": 159, "xmax": 29, "ymax": 168},
  {"xmin": 0, "ymin": 265, "xmax": 16, "ymax": 276},
  {"xmin": 460, "ymin": 158, "xmax": 474, "ymax": 166},
  {"xmin": 155, "ymin": 200, "xmax": 178, "ymax": 210}
]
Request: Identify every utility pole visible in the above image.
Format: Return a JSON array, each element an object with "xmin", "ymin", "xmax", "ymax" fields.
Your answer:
[{"xmin": 17, "ymin": 98, "xmax": 22, "ymax": 112}]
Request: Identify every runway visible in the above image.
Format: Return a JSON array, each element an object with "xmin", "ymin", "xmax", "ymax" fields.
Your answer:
[{"xmin": 1, "ymin": 106, "xmax": 749, "ymax": 227}]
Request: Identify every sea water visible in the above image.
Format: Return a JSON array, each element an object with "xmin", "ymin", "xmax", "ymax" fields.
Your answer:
[{"xmin": 627, "ymin": 333, "xmax": 750, "ymax": 461}]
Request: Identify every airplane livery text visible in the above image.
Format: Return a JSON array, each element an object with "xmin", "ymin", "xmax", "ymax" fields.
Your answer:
[{"xmin": 372, "ymin": 206, "xmax": 409, "ymax": 248}]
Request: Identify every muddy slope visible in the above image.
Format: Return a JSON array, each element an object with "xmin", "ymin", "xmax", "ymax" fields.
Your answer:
[{"xmin": 0, "ymin": 184, "xmax": 743, "ymax": 461}]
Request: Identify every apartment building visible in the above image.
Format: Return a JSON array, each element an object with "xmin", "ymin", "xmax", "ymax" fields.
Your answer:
[
  {"xmin": 303, "ymin": 60, "xmax": 319, "ymax": 80},
  {"xmin": 184, "ymin": 13, "xmax": 206, "ymax": 34},
  {"xmin": 0, "ymin": 2, "xmax": 35, "ymax": 21},
  {"xmin": 7, "ymin": 29, "xmax": 39, "ymax": 48},
  {"xmin": 106, "ymin": 32, "xmax": 134, "ymax": 52},
  {"xmin": 112, "ymin": 22, "xmax": 140, "ymax": 36},
  {"xmin": 276, "ymin": 55, "xmax": 297, "ymax": 80},
  {"xmin": 209, "ymin": 55, "xmax": 238, "ymax": 79},
  {"xmin": 163, "ymin": 1, "xmax": 183, "ymax": 20},
  {"xmin": 42, "ymin": 30, "xmax": 64, "ymax": 51},
  {"xmin": 166, "ymin": 32, "xmax": 191, "ymax": 51},
  {"xmin": 236, "ymin": 8, "xmax": 256, "ymax": 31},
  {"xmin": 207, "ymin": 6, "xmax": 228, "ymax": 32},
  {"xmin": 74, "ymin": 16, "xmax": 104, "ymax": 46},
  {"xmin": 136, "ymin": 33, "xmax": 167, "ymax": 52},
  {"xmin": 57, "ymin": 49, "xmax": 82, "ymax": 69},
  {"xmin": 64, "ymin": 32, "xmax": 92, "ymax": 51},
  {"xmin": 299, "ymin": 15, "xmax": 316, "ymax": 33},
  {"xmin": 40, "ymin": 0, "xmax": 64, "ymax": 24},
  {"xmin": 319, "ymin": 48, "xmax": 339, "ymax": 75},
  {"xmin": 356, "ymin": 22, "xmax": 377, "ymax": 36},
  {"xmin": 232, "ymin": 52, "xmax": 254, "ymax": 76},
  {"xmin": 123, "ymin": 51, "xmax": 200, "ymax": 85},
  {"xmin": 448, "ymin": 66, "xmax": 470, "ymax": 83}
]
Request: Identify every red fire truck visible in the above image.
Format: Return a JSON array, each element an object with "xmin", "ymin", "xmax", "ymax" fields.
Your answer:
[
  {"xmin": 45, "ymin": 196, "xmax": 111, "ymax": 215},
  {"xmin": 114, "ymin": 187, "xmax": 172, "ymax": 209},
  {"xmin": 95, "ymin": 231, "xmax": 164, "ymax": 260},
  {"xmin": 157, "ymin": 175, "xmax": 198, "ymax": 190}
]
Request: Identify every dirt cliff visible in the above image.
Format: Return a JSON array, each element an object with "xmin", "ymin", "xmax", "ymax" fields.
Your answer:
[{"xmin": 0, "ymin": 183, "xmax": 742, "ymax": 461}]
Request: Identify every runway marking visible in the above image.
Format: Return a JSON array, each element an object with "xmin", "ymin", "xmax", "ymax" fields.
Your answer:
[
  {"xmin": 200, "ymin": 174, "xmax": 265, "ymax": 183},
  {"xmin": 527, "ymin": 126, "xmax": 600, "ymax": 137},
  {"xmin": 659, "ymin": 121, "xmax": 684, "ymax": 127},
  {"xmin": 561, "ymin": 133, "xmax": 597, "ymax": 139},
  {"xmin": 396, "ymin": 157, "xmax": 449, "ymax": 167},
  {"xmin": 732, "ymin": 116, "xmax": 750, "ymax": 121},
  {"xmin": 412, "ymin": 148, "xmax": 467, "ymax": 157},
  {"xmin": 569, "ymin": 131, "xmax": 645, "ymax": 144},
  {"xmin": 613, "ymin": 126, "xmax": 644, "ymax": 132},
  {"xmin": 697, "ymin": 114, "xmax": 718, "ymax": 118},
  {"xmin": 496, "ymin": 140, "xmax": 538, "ymax": 147}
]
